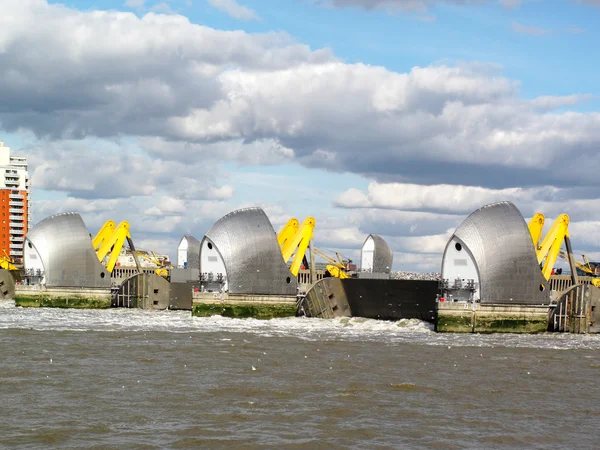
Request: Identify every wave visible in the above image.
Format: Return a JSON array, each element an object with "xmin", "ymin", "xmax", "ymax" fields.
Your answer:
[{"xmin": 1, "ymin": 300, "xmax": 600, "ymax": 350}]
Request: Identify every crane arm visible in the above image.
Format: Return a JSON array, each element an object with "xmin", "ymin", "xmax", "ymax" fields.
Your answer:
[
  {"xmin": 313, "ymin": 247, "xmax": 345, "ymax": 269},
  {"xmin": 277, "ymin": 218, "xmax": 299, "ymax": 250},
  {"xmin": 528, "ymin": 213, "xmax": 545, "ymax": 248},
  {"xmin": 0, "ymin": 249, "xmax": 18, "ymax": 271},
  {"xmin": 325, "ymin": 265, "xmax": 349, "ymax": 279},
  {"xmin": 558, "ymin": 250, "xmax": 595, "ymax": 276},
  {"xmin": 96, "ymin": 221, "xmax": 142, "ymax": 273},
  {"xmin": 536, "ymin": 214, "xmax": 568, "ymax": 264},
  {"xmin": 281, "ymin": 217, "xmax": 316, "ymax": 276},
  {"xmin": 535, "ymin": 214, "xmax": 578, "ymax": 282},
  {"xmin": 92, "ymin": 220, "xmax": 116, "ymax": 251}
]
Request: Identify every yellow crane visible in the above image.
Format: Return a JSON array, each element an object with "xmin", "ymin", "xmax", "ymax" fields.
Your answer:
[
  {"xmin": 528, "ymin": 212, "xmax": 545, "ymax": 248},
  {"xmin": 0, "ymin": 249, "xmax": 18, "ymax": 271},
  {"xmin": 312, "ymin": 247, "xmax": 349, "ymax": 279},
  {"xmin": 280, "ymin": 216, "xmax": 316, "ymax": 277},
  {"xmin": 96, "ymin": 221, "xmax": 142, "ymax": 273},
  {"xmin": 92, "ymin": 220, "xmax": 116, "ymax": 251},
  {"xmin": 558, "ymin": 250, "xmax": 597, "ymax": 277},
  {"xmin": 528, "ymin": 213, "xmax": 579, "ymax": 286},
  {"xmin": 94, "ymin": 220, "xmax": 170, "ymax": 278},
  {"xmin": 137, "ymin": 249, "xmax": 170, "ymax": 278},
  {"xmin": 277, "ymin": 218, "xmax": 299, "ymax": 251},
  {"xmin": 277, "ymin": 217, "xmax": 350, "ymax": 279}
]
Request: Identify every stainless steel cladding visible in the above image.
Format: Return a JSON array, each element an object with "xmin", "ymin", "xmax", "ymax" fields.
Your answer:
[
  {"xmin": 201, "ymin": 207, "xmax": 298, "ymax": 295},
  {"xmin": 441, "ymin": 201, "xmax": 549, "ymax": 305},
  {"xmin": 24, "ymin": 212, "xmax": 111, "ymax": 288},
  {"xmin": 177, "ymin": 234, "xmax": 201, "ymax": 269},
  {"xmin": 364, "ymin": 234, "xmax": 393, "ymax": 274}
]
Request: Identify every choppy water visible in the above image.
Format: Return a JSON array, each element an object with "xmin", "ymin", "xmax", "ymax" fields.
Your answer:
[{"xmin": 1, "ymin": 300, "xmax": 600, "ymax": 449}]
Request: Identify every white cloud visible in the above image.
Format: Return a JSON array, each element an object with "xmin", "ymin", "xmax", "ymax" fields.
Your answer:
[
  {"xmin": 22, "ymin": 138, "xmax": 235, "ymax": 201},
  {"xmin": 512, "ymin": 22, "xmax": 552, "ymax": 36},
  {"xmin": 125, "ymin": 0, "xmax": 146, "ymax": 9},
  {"xmin": 512, "ymin": 22, "xmax": 586, "ymax": 36},
  {"xmin": 3, "ymin": 1, "xmax": 600, "ymax": 192},
  {"xmin": 4, "ymin": 0, "xmax": 600, "ymax": 272},
  {"xmin": 324, "ymin": 0, "xmax": 524, "ymax": 14},
  {"xmin": 208, "ymin": 0, "xmax": 260, "ymax": 21},
  {"xmin": 334, "ymin": 181, "xmax": 556, "ymax": 213},
  {"xmin": 151, "ymin": 2, "xmax": 176, "ymax": 14},
  {"xmin": 144, "ymin": 196, "xmax": 188, "ymax": 216},
  {"xmin": 530, "ymin": 94, "xmax": 592, "ymax": 110}
]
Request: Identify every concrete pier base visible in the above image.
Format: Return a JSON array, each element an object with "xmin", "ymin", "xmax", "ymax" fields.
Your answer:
[
  {"xmin": 436, "ymin": 302, "xmax": 550, "ymax": 333},
  {"xmin": 15, "ymin": 286, "xmax": 112, "ymax": 309},
  {"xmin": 192, "ymin": 292, "xmax": 298, "ymax": 319}
]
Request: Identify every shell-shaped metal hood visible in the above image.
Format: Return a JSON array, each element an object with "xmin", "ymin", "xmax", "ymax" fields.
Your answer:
[
  {"xmin": 178, "ymin": 234, "xmax": 201, "ymax": 269},
  {"xmin": 442, "ymin": 201, "xmax": 549, "ymax": 305},
  {"xmin": 362, "ymin": 234, "xmax": 393, "ymax": 273},
  {"xmin": 24, "ymin": 212, "xmax": 111, "ymax": 288},
  {"xmin": 201, "ymin": 207, "xmax": 298, "ymax": 296}
]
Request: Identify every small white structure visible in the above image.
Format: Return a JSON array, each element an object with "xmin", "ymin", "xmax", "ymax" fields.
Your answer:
[
  {"xmin": 176, "ymin": 234, "xmax": 200, "ymax": 269},
  {"xmin": 199, "ymin": 237, "xmax": 228, "ymax": 292},
  {"xmin": 361, "ymin": 236, "xmax": 376, "ymax": 273},
  {"xmin": 177, "ymin": 237, "xmax": 189, "ymax": 268},
  {"xmin": 440, "ymin": 237, "xmax": 480, "ymax": 301},
  {"xmin": 360, "ymin": 234, "xmax": 393, "ymax": 276}
]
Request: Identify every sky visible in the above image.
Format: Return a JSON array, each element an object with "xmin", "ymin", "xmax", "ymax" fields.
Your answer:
[{"xmin": 2, "ymin": 0, "xmax": 600, "ymax": 272}]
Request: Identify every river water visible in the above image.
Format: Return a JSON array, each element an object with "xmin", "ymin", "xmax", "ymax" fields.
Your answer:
[{"xmin": 1, "ymin": 300, "xmax": 599, "ymax": 449}]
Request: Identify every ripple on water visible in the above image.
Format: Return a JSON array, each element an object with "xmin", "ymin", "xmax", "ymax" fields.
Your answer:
[{"xmin": 1, "ymin": 300, "xmax": 600, "ymax": 350}]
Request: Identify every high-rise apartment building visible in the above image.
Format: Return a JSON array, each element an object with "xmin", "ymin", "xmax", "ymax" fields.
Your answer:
[{"xmin": 0, "ymin": 142, "xmax": 30, "ymax": 266}]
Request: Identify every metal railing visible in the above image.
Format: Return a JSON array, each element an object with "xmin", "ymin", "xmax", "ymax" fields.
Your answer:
[
  {"xmin": 297, "ymin": 269, "xmax": 326, "ymax": 286},
  {"xmin": 549, "ymin": 275, "xmax": 594, "ymax": 293},
  {"xmin": 550, "ymin": 284, "xmax": 589, "ymax": 333}
]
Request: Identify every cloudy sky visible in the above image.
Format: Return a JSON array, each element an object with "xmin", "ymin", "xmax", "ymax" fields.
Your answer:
[{"xmin": 2, "ymin": 0, "xmax": 600, "ymax": 271}]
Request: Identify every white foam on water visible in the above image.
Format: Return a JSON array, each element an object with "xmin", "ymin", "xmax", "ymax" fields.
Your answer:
[{"xmin": 1, "ymin": 300, "xmax": 600, "ymax": 350}]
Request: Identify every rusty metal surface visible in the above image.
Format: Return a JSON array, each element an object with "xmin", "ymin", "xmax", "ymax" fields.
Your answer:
[
  {"xmin": 443, "ymin": 201, "xmax": 549, "ymax": 305},
  {"xmin": 24, "ymin": 212, "xmax": 110, "ymax": 288},
  {"xmin": 202, "ymin": 207, "xmax": 298, "ymax": 296}
]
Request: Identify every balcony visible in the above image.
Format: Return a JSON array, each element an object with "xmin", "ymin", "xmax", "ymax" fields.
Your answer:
[
  {"xmin": 10, "ymin": 237, "xmax": 24, "ymax": 242},
  {"xmin": 10, "ymin": 242, "xmax": 23, "ymax": 249},
  {"xmin": 9, "ymin": 201, "xmax": 24, "ymax": 207},
  {"xmin": 10, "ymin": 222, "xmax": 24, "ymax": 228},
  {"xmin": 9, "ymin": 215, "xmax": 23, "ymax": 221},
  {"xmin": 10, "ymin": 250, "xmax": 23, "ymax": 256},
  {"xmin": 10, "ymin": 229, "xmax": 24, "ymax": 235},
  {"xmin": 9, "ymin": 194, "xmax": 24, "ymax": 200}
]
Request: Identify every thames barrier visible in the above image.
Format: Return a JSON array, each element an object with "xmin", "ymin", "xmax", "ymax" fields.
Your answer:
[{"xmin": 4, "ymin": 201, "xmax": 600, "ymax": 334}]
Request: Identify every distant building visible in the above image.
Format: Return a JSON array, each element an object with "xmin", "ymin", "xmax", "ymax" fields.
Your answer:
[{"xmin": 0, "ymin": 142, "xmax": 30, "ymax": 266}]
